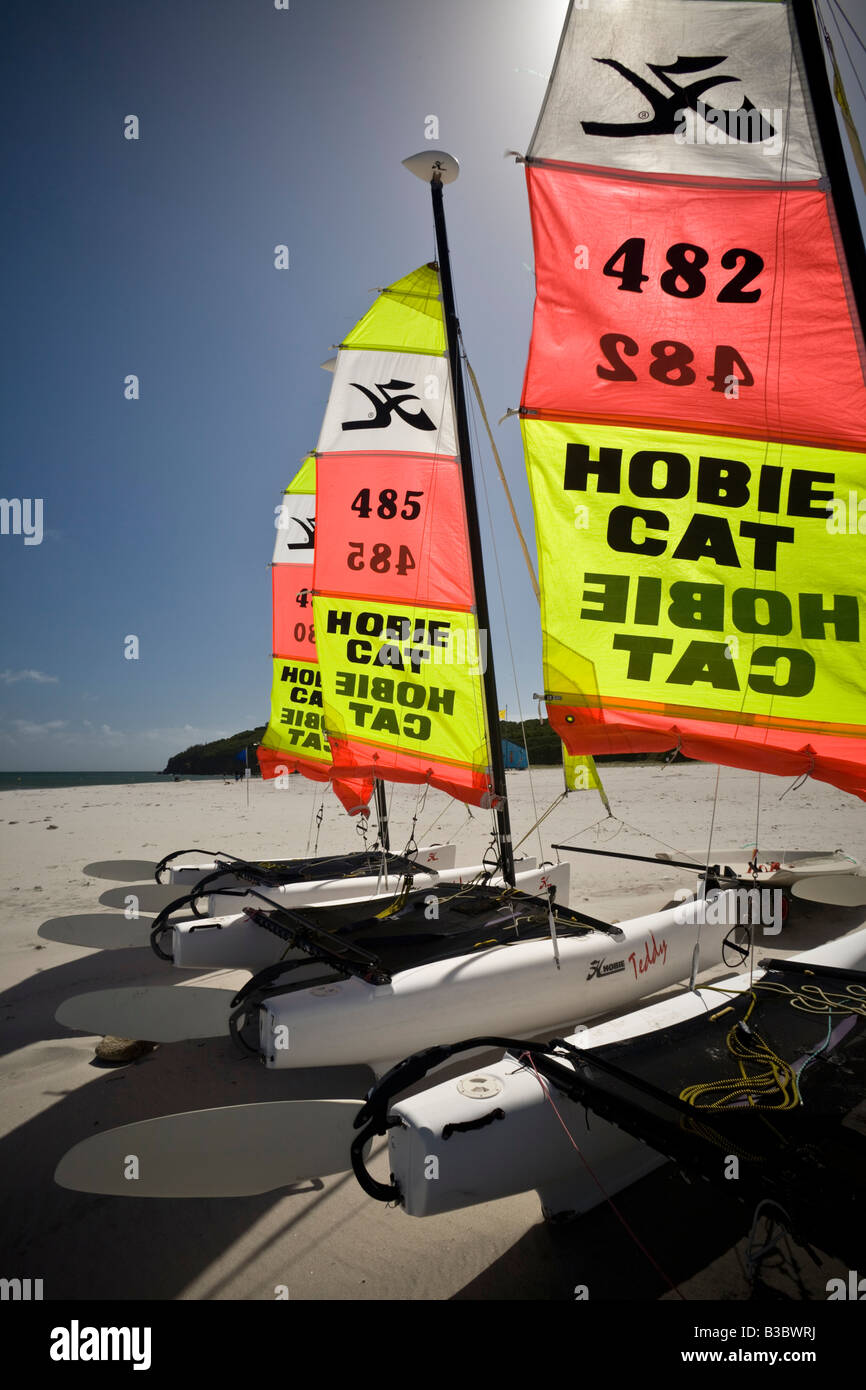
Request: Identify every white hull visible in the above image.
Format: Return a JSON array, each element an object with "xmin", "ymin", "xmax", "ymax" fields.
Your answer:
[
  {"xmin": 204, "ymin": 846, "xmax": 465, "ymax": 918},
  {"xmin": 166, "ymin": 843, "xmax": 457, "ymax": 887},
  {"xmin": 171, "ymin": 857, "xmax": 545, "ymax": 971},
  {"xmin": 258, "ymin": 886, "xmax": 742, "ymax": 1072},
  {"xmin": 658, "ymin": 848, "xmax": 858, "ymax": 889},
  {"xmin": 387, "ymin": 926, "xmax": 866, "ymax": 1219}
]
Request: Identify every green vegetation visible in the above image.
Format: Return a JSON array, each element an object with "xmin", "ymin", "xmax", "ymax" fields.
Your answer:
[
  {"xmin": 163, "ymin": 727, "xmax": 266, "ymax": 777},
  {"xmin": 163, "ymin": 719, "xmax": 686, "ymax": 776},
  {"xmin": 500, "ymin": 718, "xmax": 561, "ymax": 765}
]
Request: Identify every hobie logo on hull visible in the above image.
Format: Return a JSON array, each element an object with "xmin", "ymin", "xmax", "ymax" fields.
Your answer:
[
  {"xmin": 581, "ymin": 55, "xmax": 775, "ymax": 144},
  {"xmin": 586, "ymin": 957, "xmax": 625, "ymax": 981}
]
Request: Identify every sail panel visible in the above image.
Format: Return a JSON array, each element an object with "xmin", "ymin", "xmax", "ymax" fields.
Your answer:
[
  {"xmin": 325, "ymin": 734, "xmax": 495, "ymax": 808},
  {"xmin": 313, "ymin": 267, "xmax": 497, "ymax": 808},
  {"xmin": 258, "ymin": 459, "xmax": 372, "ymax": 814},
  {"xmin": 525, "ymin": 416, "xmax": 866, "ymax": 727},
  {"xmin": 313, "ymin": 452, "xmax": 473, "ymax": 610},
  {"xmin": 528, "ymin": 0, "xmax": 820, "ymax": 182},
  {"xmin": 523, "ymin": 164, "xmax": 866, "ymax": 448},
  {"xmin": 262, "ymin": 656, "xmax": 331, "ymax": 769},
  {"xmin": 521, "ymin": 0, "xmax": 866, "ymax": 801},
  {"xmin": 314, "ymin": 595, "xmax": 492, "ymax": 804},
  {"xmin": 318, "ymin": 351, "xmax": 456, "ymax": 456},
  {"xmin": 342, "ymin": 264, "xmax": 446, "ymax": 356},
  {"xmin": 272, "ymin": 566, "xmax": 316, "ymax": 662},
  {"xmin": 549, "ymin": 703, "xmax": 866, "ymax": 801}
]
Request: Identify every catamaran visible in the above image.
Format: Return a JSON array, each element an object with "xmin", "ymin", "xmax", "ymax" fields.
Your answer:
[
  {"xmin": 146, "ymin": 453, "xmax": 559, "ymax": 972},
  {"xmin": 149, "ymin": 456, "xmax": 460, "ymax": 906},
  {"xmin": 54, "ymin": 0, "xmax": 865, "ymax": 1215},
  {"xmin": 350, "ymin": 0, "xmax": 866, "ymax": 1249},
  {"xmin": 55, "ymin": 157, "xmax": 753, "ymax": 1072},
  {"xmin": 54, "ymin": 141, "xmax": 783, "ymax": 1084}
]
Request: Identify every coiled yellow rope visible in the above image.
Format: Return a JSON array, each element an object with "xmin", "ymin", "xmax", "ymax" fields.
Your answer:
[{"xmin": 678, "ymin": 978, "xmax": 866, "ymax": 1113}]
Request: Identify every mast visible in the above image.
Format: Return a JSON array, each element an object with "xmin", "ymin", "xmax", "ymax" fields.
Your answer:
[
  {"xmin": 404, "ymin": 150, "xmax": 515, "ymax": 886},
  {"xmin": 792, "ymin": 0, "xmax": 866, "ymax": 335}
]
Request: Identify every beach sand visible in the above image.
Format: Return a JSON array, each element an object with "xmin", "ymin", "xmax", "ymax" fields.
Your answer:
[{"xmin": 1, "ymin": 763, "xmax": 864, "ymax": 1301}]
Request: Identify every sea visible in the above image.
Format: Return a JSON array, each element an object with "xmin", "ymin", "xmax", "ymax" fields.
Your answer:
[{"xmin": 0, "ymin": 772, "xmax": 224, "ymax": 792}]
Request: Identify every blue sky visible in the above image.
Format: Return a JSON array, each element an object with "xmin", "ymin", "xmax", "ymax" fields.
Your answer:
[{"xmin": 2, "ymin": 0, "xmax": 864, "ymax": 770}]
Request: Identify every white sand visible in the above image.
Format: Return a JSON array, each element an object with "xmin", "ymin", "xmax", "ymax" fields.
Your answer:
[{"xmin": 1, "ymin": 764, "xmax": 863, "ymax": 1300}]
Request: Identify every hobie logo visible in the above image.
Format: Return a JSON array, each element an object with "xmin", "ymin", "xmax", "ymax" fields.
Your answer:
[
  {"xmin": 342, "ymin": 379, "xmax": 435, "ymax": 433},
  {"xmin": 286, "ymin": 517, "xmax": 315, "ymax": 549},
  {"xmin": 581, "ymin": 56, "xmax": 775, "ymax": 143},
  {"xmin": 275, "ymin": 507, "xmax": 315, "ymax": 549},
  {"xmin": 586, "ymin": 956, "xmax": 625, "ymax": 981},
  {"xmin": 49, "ymin": 1321, "xmax": 152, "ymax": 1370}
]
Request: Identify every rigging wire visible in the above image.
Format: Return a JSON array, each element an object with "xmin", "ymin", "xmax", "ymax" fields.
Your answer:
[
  {"xmin": 521, "ymin": 1052, "xmax": 686, "ymax": 1299},
  {"xmin": 305, "ymin": 786, "xmax": 326, "ymax": 858},
  {"xmin": 820, "ymin": 0, "xmax": 866, "ymax": 189},
  {"xmin": 464, "ymin": 355, "xmax": 540, "ymax": 601},
  {"xmin": 462, "ymin": 337, "xmax": 548, "ymax": 870},
  {"xmin": 750, "ymin": 771, "xmax": 764, "ymax": 987},
  {"xmin": 827, "ymin": 0, "xmax": 866, "ymax": 101}
]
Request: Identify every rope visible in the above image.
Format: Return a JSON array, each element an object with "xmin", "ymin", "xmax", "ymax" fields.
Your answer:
[
  {"xmin": 679, "ymin": 993, "xmax": 799, "ymax": 1112},
  {"xmin": 793, "ymin": 1013, "xmax": 834, "ymax": 1103},
  {"xmin": 678, "ymin": 978, "xmax": 866, "ymax": 1113},
  {"xmin": 521, "ymin": 1052, "xmax": 685, "ymax": 1300},
  {"xmin": 691, "ymin": 764, "xmax": 723, "ymax": 964},
  {"xmin": 305, "ymin": 788, "xmax": 325, "ymax": 858},
  {"xmin": 464, "ymin": 354, "xmax": 540, "ymax": 601},
  {"xmin": 512, "ymin": 792, "xmax": 569, "ymax": 852},
  {"xmin": 461, "ymin": 334, "xmax": 542, "ymax": 867},
  {"xmin": 779, "ymin": 756, "xmax": 816, "ymax": 798},
  {"xmin": 744, "ymin": 1201, "xmax": 813, "ymax": 1298},
  {"xmin": 755, "ymin": 977, "xmax": 866, "ymax": 1019},
  {"xmin": 749, "ymin": 772, "xmax": 764, "ymax": 987},
  {"xmin": 823, "ymin": 0, "xmax": 866, "ymax": 182}
]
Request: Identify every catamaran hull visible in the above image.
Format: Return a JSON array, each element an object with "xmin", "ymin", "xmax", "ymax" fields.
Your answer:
[
  {"xmin": 202, "ymin": 851, "xmax": 487, "ymax": 917},
  {"xmin": 257, "ymin": 890, "xmax": 739, "ymax": 1073},
  {"xmin": 166, "ymin": 844, "xmax": 457, "ymax": 887},
  {"xmin": 386, "ymin": 927, "xmax": 866, "ymax": 1219},
  {"xmin": 171, "ymin": 857, "xmax": 545, "ymax": 970}
]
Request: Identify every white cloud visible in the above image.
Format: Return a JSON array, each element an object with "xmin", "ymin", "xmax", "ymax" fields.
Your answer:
[
  {"xmin": 0, "ymin": 669, "xmax": 59, "ymax": 685},
  {"xmin": 11, "ymin": 719, "xmax": 68, "ymax": 736},
  {"xmin": 140, "ymin": 725, "xmax": 229, "ymax": 742}
]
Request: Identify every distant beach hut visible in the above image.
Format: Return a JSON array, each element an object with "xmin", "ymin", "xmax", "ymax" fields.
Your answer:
[{"xmin": 502, "ymin": 739, "xmax": 528, "ymax": 771}]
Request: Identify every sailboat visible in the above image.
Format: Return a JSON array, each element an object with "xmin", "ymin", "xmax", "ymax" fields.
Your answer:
[
  {"xmin": 52, "ymin": 114, "xmax": 797, "ymax": 1185},
  {"xmin": 150, "ymin": 456, "xmax": 461, "ymax": 904},
  {"xmin": 146, "ymin": 438, "xmax": 559, "ymax": 973},
  {"xmin": 345, "ymin": 0, "xmax": 866, "ymax": 1249}
]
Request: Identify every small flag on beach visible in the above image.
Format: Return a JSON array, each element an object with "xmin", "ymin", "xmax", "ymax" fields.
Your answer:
[{"xmin": 563, "ymin": 749, "xmax": 611, "ymax": 817}]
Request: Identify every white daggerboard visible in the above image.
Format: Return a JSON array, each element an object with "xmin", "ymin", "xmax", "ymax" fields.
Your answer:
[{"xmin": 55, "ymin": 1099, "xmax": 364, "ymax": 1197}]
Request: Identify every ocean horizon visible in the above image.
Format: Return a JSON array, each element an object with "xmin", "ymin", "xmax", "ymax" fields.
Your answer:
[{"xmin": 0, "ymin": 771, "xmax": 229, "ymax": 792}]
